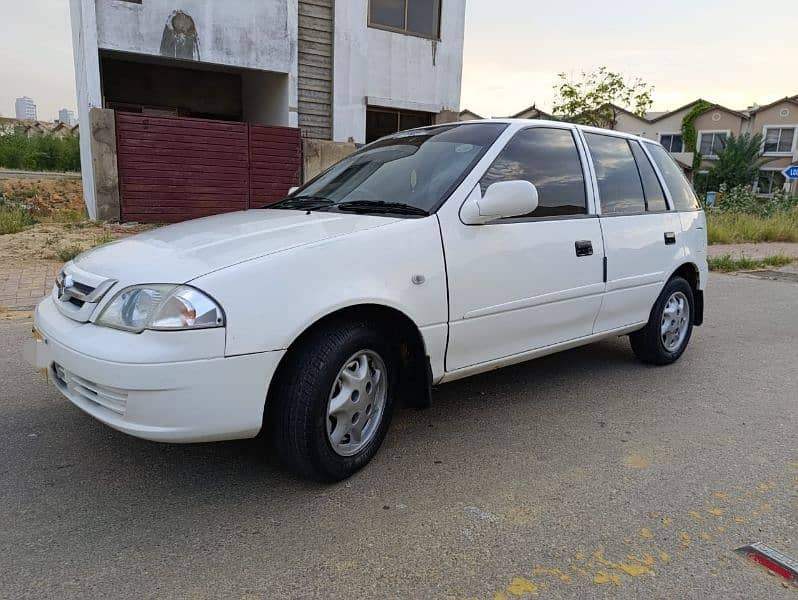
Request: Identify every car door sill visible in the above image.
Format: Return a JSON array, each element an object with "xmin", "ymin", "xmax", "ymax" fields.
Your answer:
[{"xmin": 439, "ymin": 322, "xmax": 646, "ymax": 384}]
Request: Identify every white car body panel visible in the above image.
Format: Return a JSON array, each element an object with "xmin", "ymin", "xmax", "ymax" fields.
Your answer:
[
  {"xmin": 24, "ymin": 119, "xmax": 708, "ymax": 444},
  {"xmin": 191, "ymin": 215, "xmax": 449, "ymax": 361},
  {"xmin": 75, "ymin": 210, "xmax": 401, "ymax": 284},
  {"xmin": 593, "ymin": 212, "xmax": 684, "ymax": 332}
]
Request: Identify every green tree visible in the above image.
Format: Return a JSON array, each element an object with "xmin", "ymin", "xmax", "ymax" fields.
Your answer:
[
  {"xmin": 704, "ymin": 133, "xmax": 773, "ymax": 192},
  {"xmin": 552, "ymin": 67, "xmax": 654, "ymax": 129}
]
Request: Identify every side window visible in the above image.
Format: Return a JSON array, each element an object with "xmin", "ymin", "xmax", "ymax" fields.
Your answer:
[
  {"xmin": 645, "ymin": 143, "xmax": 701, "ymax": 211},
  {"xmin": 584, "ymin": 133, "xmax": 645, "ymax": 215},
  {"xmin": 629, "ymin": 141, "xmax": 668, "ymax": 212},
  {"xmin": 480, "ymin": 128, "xmax": 587, "ymax": 218}
]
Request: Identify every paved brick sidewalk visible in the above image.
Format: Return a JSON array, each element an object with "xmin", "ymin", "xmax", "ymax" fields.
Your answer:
[{"xmin": 0, "ymin": 263, "xmax": 62, "ymax": 310}]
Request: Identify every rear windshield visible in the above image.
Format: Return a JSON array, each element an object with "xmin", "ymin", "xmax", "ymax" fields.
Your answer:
[
  {"xmin": 645, "ymin": 143, "xmax": 701, "ymax": 211},
  {"xmin": 289, "ymin": 123, "xmax": 508, "ymax": 214}
]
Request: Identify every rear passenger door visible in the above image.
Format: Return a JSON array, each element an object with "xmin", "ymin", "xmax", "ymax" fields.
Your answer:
[{"xmin": 582, "ymin": 132, "xmax": 683, "ymax": 333}]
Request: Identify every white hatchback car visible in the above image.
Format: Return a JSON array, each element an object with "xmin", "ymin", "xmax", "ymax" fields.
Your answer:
[{"xmin": 25, "ymin": 120, "xmax": 707, "ymax": 481}]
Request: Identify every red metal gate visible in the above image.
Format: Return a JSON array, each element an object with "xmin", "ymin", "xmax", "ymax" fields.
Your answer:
[{"xmin": 115, "ymin": 113, "xmax": 301, "ymax": 223}]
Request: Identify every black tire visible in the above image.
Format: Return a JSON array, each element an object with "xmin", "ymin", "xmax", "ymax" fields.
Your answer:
[
  {"xmin": 269, "ymin": 318, "xmax": 397, "ymax": 482},
  {"xmin": 630, "ymin": 276, "xmax": 695, "ymax": 365}
]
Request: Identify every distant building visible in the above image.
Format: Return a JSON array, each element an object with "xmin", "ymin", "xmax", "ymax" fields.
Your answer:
[
  {"xmin": 58, "ymin": 108, "xmax": 77, "ymax": 126},
  {"xmin": 15, "ymin": 96, "xmax": 37, "ymax": 120},
  {"xmin": 498, "ymin": 95, "xmax": 798, "ymax": 196}
]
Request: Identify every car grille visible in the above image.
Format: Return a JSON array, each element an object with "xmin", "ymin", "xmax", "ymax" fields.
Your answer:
[
  {"xmin": 53, "ymin": 363, "xmax": 128, "ymax": 415},
  {"xmin": 53, "ymin": 263, "xmax": 117, "ymax": 322}
]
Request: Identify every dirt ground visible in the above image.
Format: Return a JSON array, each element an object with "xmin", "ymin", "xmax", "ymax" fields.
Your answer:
[
  {"xmin": 0, "ymin": 178, "xmax": 152, "ymax": 271},
  {"xmin": 706, "ymin": 242, "xmax": 798, "ymax": 259},
  {"xmin": 0, "ymin": 177, "xmax": 85, "ymax": 217}
]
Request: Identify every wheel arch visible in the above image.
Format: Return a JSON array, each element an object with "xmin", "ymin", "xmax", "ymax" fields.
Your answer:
[
  {"xmin": 667, "ymin": 262, "xmax": 704, "ymax": 326},
  {"xmin": 267, "ymin": 303, "xmax": 433, "ymax": 418}
]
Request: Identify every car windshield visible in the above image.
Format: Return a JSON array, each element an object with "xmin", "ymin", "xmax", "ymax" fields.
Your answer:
[{"xmin": 281, "ymin": 123, "xmax": 507, "ymax": 215}]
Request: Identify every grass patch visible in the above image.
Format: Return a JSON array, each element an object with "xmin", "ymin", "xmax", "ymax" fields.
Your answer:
[
  {"xmin": 707, "ymin": 208, "xmax": 798, "ymax": 244},
  {"xmin": 0, "ymin": 204, "xmax": 37, "ymax": 234},
  {"xmin": 55, "ymin": 245, "xmax": 84, "ymax": 262},
  {"xmin": 708, "ymin": 254, "xmax": 793, "ymax": 273},
  {"xmin": 94, "ymin": 232, "xmax": 115, "ymax": 246}
]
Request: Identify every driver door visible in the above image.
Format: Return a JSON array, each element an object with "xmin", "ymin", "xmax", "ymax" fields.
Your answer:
[{"xmin": 440, "ymin": 126, "xmax": 605, "ymax": 371}]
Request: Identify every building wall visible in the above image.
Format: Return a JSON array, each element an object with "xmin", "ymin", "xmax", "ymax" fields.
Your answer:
[
  {"xmin": 94, "ymin": 0, "xmax": 295, "ymax": 73},
  {"xmin": 749, "ymin": 101, "xmax": 798, "ymax": 195},
  {"xmin": 614, "ymin": 112, "xmax": 649, "ymax": 136},
  {"xmin": 333, "ymin": 0, "xmax": 466, "ymax": 143}
]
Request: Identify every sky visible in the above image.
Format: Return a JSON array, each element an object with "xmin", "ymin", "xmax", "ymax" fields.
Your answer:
[{"xmin": 1, "ymin": 0, "xmax": 796, "ymax": 121}]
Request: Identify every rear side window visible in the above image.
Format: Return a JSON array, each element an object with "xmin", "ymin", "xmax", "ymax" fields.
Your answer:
[
  {"xmin": 629, "ymin": 141, "xmax": 668, "ymax": 212},
  {"xmin": 480, "ymin": 127, "xmax": 587, "ymax": 218},
  {"xmin": 584, "ymin": 133, "xmax": 645, "ymax": 215},
  {"xmin": 645, "ymin": 143, "xmax": 701, "ymax": 211}
]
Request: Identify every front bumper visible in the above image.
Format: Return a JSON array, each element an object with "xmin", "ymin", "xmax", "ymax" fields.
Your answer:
[{"xmin": 24, "ymin": 297, "xmax": 284, "ymax": 443}]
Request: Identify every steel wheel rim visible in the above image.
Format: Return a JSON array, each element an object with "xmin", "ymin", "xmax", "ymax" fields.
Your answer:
[
  {"xmin": 661, "ymin": 291, "xmax": 690, "ymax": 352},
  {"xmin": 326, "ymin": 350, "xmax": 387, "ymax": 457}
]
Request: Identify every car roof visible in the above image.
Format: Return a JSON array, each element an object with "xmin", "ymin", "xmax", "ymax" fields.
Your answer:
[{"xmin": 465, "ymin": 118, "xmax": 657, "ymax": 145}]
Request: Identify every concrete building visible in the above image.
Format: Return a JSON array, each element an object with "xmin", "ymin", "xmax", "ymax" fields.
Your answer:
[
  {"xmin": 613, "ymin": 96, "xmax": 798, "ymax": 196},
  {"xmin": 14, "ymin": 96, "xmax": 37, "ymax": 120},
  {"xmin": 58, "ymin": 109, "xmax": 77, "ymax": 126},
  {"xmin": 70, "ymin": 0, "xmax": 466, "ymax": 219}
]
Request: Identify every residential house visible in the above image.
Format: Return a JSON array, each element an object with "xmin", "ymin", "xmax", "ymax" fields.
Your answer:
[
  {"xmin": 615, "ymin": 96, "xmax": 798, "ymax": 196},
  {"xmin": 458, "ymin": 109, "xmax": 483, "ymax": 121},
  {"xmin": 70, "ymin": 0, "xmax": 466, "ymax": 220}
]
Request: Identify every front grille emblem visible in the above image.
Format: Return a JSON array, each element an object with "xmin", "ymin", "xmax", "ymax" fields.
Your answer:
[{"xmin": 56, "ymin": 272, "xmax": 74, "ymax": 301}]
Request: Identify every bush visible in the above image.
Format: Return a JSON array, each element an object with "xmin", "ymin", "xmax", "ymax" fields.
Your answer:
[
  {"xmin": 56, "ymin": 245, "xmax": 84, "ymax": 262},
  {"xmin": 708, "ymin": 184, "xmax": 797, "ymax": 217},
  {"xmin": 0, "ymin": 204, "xmax": 37, "ymax": 234},
  {"xmin": 0, "ymin": 132, "xmax": 81, "ymax": 172}
]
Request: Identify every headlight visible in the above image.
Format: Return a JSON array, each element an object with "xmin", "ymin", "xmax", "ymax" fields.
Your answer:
[{"xmin": 96, "ymin": 285, "xmax": 225, "ymax": 333}]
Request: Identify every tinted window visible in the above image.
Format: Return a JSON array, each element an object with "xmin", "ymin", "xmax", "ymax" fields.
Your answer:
[
  {"xmin": 629, "ymin": 141, "xmax": 668, "ymax": 211},
  {"xmin": 584, "ymin": 133, "xmax": 645, "ymax": 215},
  {"xmin": 370, "ymin": 0, "xmax": 441, "ymax": 37},
  {"xmin": 480, "ymin": 128, "xmax": 587, "ymax": 218},
  {"xmin": 289, "ymin": 123, "xmax": 508, "ymax": 214},
  {"xmin": 370, "ymin": 0, "xmax": 405, "ymax": 29},
  {"xmin": 646, "ymin": 143, "xmax": 701, "ymax": 211},
  {"xmin": 659, "ymin": 134, "xmax": 683, "ymax": 153}
]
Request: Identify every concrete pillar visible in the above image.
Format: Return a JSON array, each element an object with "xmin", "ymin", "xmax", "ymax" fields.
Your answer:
[
  {"xmin": 302, "ymin": 138, "xmax": 357, "ymax": 182},
  {"xmin": 69, "ymin": 0, "xmax": 103, "ymax": 219},
  {"xmin": 89, "ymin": 108, "xmax": 120, "ymax": 222}
]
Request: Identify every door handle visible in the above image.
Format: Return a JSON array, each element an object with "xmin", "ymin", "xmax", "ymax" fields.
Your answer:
[
  {"xmin": 664, "ymin": 232, "xmax": 677, "ymax": 245},
  {"xmin": 575, "ymin": 240, "xmax": 593, "ymax": 257}
]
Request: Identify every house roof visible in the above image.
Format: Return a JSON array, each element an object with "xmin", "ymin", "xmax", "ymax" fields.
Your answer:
[
  {"xmin": 646, "ymin": 99, "xmax": 710, "ymax": 123},
  {"xmin": 458, "ymin": 109, "xmax": 483, "ymax": 119},
  {"xmin": 509, "ymin": 104, "xmax": 555, "ymax": 119},
  {"xmin": 746, "ymin": 95, "xmax": 798, "ymax": 115}
]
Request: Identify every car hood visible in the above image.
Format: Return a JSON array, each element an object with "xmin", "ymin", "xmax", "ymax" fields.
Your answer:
[{"xmin": 75, "ymin": 209, "xmax": 401, "ymax": 283}]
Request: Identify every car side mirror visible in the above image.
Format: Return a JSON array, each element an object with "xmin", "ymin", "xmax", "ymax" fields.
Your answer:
[
  {"xmin": 287, "ymin": 186, "xmax": 300, "ymax": 196},
  {"xmin": 460, "ymin": 180, "xmax": 539, "ymax": 225}
]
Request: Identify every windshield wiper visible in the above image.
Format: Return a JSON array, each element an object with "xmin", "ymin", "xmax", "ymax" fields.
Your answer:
[
  {"xmin": 270, "ymin": 195, "xmax": 335, "ymax": 211},
  {"xmin": 336, "ymin": 200, "xmax": 429, "ymax": 216}
]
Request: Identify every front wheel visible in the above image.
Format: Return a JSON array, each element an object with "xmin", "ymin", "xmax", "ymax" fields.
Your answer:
[
  {"xmin": 269, "ymin": 319, "xmax": 397, "ymax": 481},
  {"xmin": 630, "ymin": 277, "xmax": 694, "ymax": 365}
]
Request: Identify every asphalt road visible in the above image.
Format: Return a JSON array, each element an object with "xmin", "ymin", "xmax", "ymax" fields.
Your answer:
[{"xmin": 1, "ymin": 273, "xmax": 796, "ymax": 599}]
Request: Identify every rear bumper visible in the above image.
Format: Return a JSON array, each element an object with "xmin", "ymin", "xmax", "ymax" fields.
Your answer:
[{"xmin": 25, "ymin": 298, "xmax": 284, "ymax": 443}]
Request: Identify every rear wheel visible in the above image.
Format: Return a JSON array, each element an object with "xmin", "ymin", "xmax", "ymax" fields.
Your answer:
[
  {"xmin": 270, "ymin": 319, "xmax": 397, "ymax": 481},
  {"xmin": 630, "ymin": 277, "xmax": 694, "ymax": 365}
]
